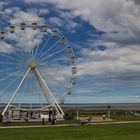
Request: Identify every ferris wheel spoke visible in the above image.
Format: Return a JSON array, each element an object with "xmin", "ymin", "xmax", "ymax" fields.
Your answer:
[
  {"xmin": 7, "ymin": 55, "xmax": 27, "ymax": 64},
  {"xmin": 0, "ymin": 68, "xmax": 25, "ymax": 83},
  {"xmin": 44, "ymin": 44, "xmax": 68, "ymax": 61},
  {"xmin": 5, "ymin": 60, "xmax": 21, "ymax": 67},
  {"xmin": 6, "ymin": 35, "xmax": 25, "ymax": 61},
  {"xmin": 0, "ymin": 52, "xmax": 21, "ymax": 64},
  {"xmin": 0, "ymin": 46, "xmax": 24, "ymax": 62},
  {"xmin": 31, "ymin": 29, "xmax": 36, "ymax": 59},
  {"xmin": 41, "ymin": 70, "xmax": 60, "ymax": 84},
  {"xmin": 39, "ymin": 56, "xmax": 68, "ymax": 68},
  {"xmin": 36, "ymin": 34, "xmax": 53, "ymax": 59},
  {"xmin": 38, "ymin": 39, "xmax": 61, "ymax": 60},
  {"xmin": 0, "ymin": 62, "xmax": 21, "ymax": 69},
  {"xmin": 0, "ymin": 66, "xmax": 22, "ymax": 73},
  {"xmin": 39, "ymin": 47, "xmax": 66, "ymax": 62},
  {"xmin": 42, "ymin": 70, "xmax": 69, "ymax": 98},
  {"xmin": 4, "ymin": 66, "xmax": 26, "ymax": 74},
  {"xmin": 0, "ymin": 69, "xmax": 26, "ymax": 95},
  {"xmin": 13, "ymin": 31, "xmax": 28, "ymax": 60},
  {"xmin": 1, "ymin": 66, "xmax": 24, "ymax": 73},
  {"xmin": 14, "ymin": 49, "xmax": 25, "ymax": 61},
  {"xmin": 43, "ymin": 55, "xmax": 69, "ymax": 66},
  {"xmin": 33, "ymin": 30, "xmax": 43, "ymax": 59},
  {"xmin": 4, "ymin": 53, "xmax": 24, "ymax": 64},
  {"xmin": 22, "ymin": 29, "xmax": 32, "ymax": 59}
]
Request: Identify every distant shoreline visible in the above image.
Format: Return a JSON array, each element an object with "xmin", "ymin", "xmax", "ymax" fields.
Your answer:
[{"xmin": 0, "ymin": 103, "xmax": 140, "ymax": 110}]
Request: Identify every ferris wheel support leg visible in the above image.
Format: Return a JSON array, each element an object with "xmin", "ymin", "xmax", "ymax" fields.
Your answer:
[
  {"xmin": 34, "ymin": 68, "xmax": 64, "ymax": 116},
  {"xmin": 2, "ymin": 68, "xmax": 31, "ymax": 116}
]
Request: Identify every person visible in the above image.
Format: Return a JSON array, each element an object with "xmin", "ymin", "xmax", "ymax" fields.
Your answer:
[
  {"xmin": 51, "ymin": 110, "xmax": 56, "ymax": 125},
  {"xmin": 25, "ymin": 116, "xmax": 28, "ymax": 123},
  {"xmin": 103, "ymin": 115, "xmax": 106, "ymax": 120},
  {"xmin": 88, "ymin": 116, "xmax": 92, "ymax": 125},
  {"xmin": 48, "ymin": 110, "xmax": 52, "ymax": 124},
  {"xmin": 42, "ymin": 117, "xmax": 45, "ymax": 125},
  {"xmin": 25, "ymin": 113, "xmax": 28, "ymax": 122}
]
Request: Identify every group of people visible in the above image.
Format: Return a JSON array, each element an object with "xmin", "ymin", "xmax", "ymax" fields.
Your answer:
[
  {"xmin": 81, "ymin": 116, "xmax": 92, "ymax": 126},
  {"xmin": 42, "ymin": 110, "xmax": 56, "ymax": 125}
]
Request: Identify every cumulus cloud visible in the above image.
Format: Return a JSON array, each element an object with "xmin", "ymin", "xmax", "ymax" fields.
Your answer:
[
  {"xmin": 0, "ymin": 41, "xmax": 14, "ymax": 53},
  {"xmin": 1, "ymin": 0, "xmax": 140, "ymax": 99},
  {"xmin": 39, "ymin": 8, "xmax": 49, "ymax": 15},
  {"xmin": 23, "ymin": 0, "xmax": 48, "ymax": 3},
  {"xmin": 49, "ymin": 17, "xmax": 63, "ymax": 27},
  {"xmin": 1, "ymin": 0, "xmax": 140, "ymax": 79},
  {"xmin": 10, "ymin": 10, "xmax": 45, "ymax": 24},
  {"xmin": 23, "ymin": 0, "xmax": 140, "ymax": 30},
  {"xmin": 38, "ymin": 0, "xmax": 140, "ymax": 78},
  {"xmin": 23, "ymin": 0, "xmax": 79, "ymax": 31},
  {"xmin": 77, "ymin": 46, "xmax": 140, "ymax": 76},
  {"xmin": 0, "ymin": 1, "xmax": 7, "ymax": 10}
]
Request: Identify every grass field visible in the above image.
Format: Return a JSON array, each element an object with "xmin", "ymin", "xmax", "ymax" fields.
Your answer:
[
  {"xmin": 112, "ymin": 114, "xmax": 140, "ymax": 121},
  {"xmin": 0, "ymin": 123, "xmax": 140, "ymax": 140}
]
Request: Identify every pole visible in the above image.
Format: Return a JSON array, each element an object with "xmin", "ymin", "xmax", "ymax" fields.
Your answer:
[
  {"xmin": 34, "ymin": 68, "xmax": 64, "ymax": 116},
  {"xmin": 108, "ymin": 105, "xmax": 111, "ymax": 118},
  {"xmin": 2, "ymin": 68, "xmax": 31, "ymax": 116}
]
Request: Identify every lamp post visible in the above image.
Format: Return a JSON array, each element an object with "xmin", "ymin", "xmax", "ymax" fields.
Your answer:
[
  {"xmin": 0, "ymin": 94, "xmax": 1, "ymax": 111},
  {"xmin": 76, "ymin": 106, "xmax": 79, "ymax": 120},
  {"xmin": 108, "ymin": 105, "xmax": 111, "ymax": 118}
]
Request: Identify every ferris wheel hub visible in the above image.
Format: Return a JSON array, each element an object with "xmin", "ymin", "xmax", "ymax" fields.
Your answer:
[{"xmin": 28, "ymin": 60, "xmax": 37, "ymax": 69}]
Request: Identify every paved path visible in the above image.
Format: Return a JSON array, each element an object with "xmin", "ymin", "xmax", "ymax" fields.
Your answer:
[{"xmin": 0, "ymin": 120, "xmax": 140, "ymax": 129}]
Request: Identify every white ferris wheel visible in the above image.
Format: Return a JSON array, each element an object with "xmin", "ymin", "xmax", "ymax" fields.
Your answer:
[{"xmin": 0, "ymin": 21, "xmax": 77, "ymax": 118}]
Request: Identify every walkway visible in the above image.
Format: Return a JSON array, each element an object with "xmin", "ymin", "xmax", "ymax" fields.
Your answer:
[{"xmin": 0, "ymin": 120, "xmax": 140, "ymax": 129}]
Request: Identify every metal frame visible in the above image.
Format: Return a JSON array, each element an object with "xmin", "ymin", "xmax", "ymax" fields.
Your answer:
[
  {"xmin": 0, "ymin": 21, "xmax": 77, "ymax": 118},
  {"xmin": 2, "ymin": 66, "xmax": 64, "ymax": 116}
]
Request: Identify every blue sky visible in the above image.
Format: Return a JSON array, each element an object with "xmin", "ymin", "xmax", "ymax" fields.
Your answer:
[{"xmin": 1, "ymin": 0, "xmax": 140, "ymax": 104}]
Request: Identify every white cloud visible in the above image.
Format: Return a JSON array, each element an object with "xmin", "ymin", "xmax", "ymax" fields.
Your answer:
[
  {"xmin": 39, "ymin": 0, "xmax": 140, "ymax": 77},
  {"xmin": 5, "ymin": 25, "xmax": 43, "ymax": 53},
  {"xmin": 0, "ymin": 1, "xmax": 7, "ymax": 10},
  {"xmin": 77, "ymin": 44, "xmax": 140, "ymax": 76},
  {"xmin": 49, "ymin": 17, "xmax": 63, "ymax": 27},
  {"xmin": 24, "ymin": 0, "xmax": 48, "ymax": 3},
  {"xmin": 22, "ymin": 0, "xmax": 140, "ymax": 34},
  {"xmin": 4, "ymin": 7, "xmax": 21, "ymax": 15},
  {"xmin": 75, "ymin": 88, "xmax": 95, "ymax": 94},
  {"xmin": 3, "ymin": 0, "xmax": 140, "ymax": 78},
  {"xmin": 48, "ymin": 12, "xmax": 79, "ymax": 31},
  {"xmin": 10, "ymin": 11, "xmax": 45, "ymax": 24},
  {"xmin": 23, "ymin": 0, "xmax": 139, "ymax": 30},
  {"xmin": 0, "ymin": 9, "xmax": 46, "ymax": 53},
  {"xmin": 24, "ymin": 0, "xmax": 79, "ymax": 31},
  {"xmin": 23, "ymin": 0, "xmax": 140, "ymax": 44},
  {"xmin": 39, "ymin": 8, "xmax": 49, "ymax": 15},
  {"xmin": 0, "ymin": 41, "xmax": 14, "ymax": 53},
  {"xmin": 46, "ymin": 0, "xmax": 140, "ymax": 32},
  {"xmin": 58, "ymin": 10, "xmax": 79, "ymax": 30}
]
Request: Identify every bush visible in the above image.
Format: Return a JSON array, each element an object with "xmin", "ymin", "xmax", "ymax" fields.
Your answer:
[
  {"xmin": 64, "ymin": 112, "xmax": 76, "ymax": 120},
  {"xmin": 0, "ymin": 114, "xmax": 3, "ymax": 122}
]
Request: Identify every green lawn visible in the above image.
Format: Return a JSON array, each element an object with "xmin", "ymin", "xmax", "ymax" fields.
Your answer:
[
  {"xmin": 112, "ymin": 114, "xmax": 140, "ymax": 121},
  {"xmin": 0, "ymin": 123, "xmax": 140, "ymax": 140}
]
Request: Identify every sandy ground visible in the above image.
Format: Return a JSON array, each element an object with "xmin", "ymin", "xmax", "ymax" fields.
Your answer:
[{"xmin": 79, "ymin": 116, "xmax": 112, "ymax": 123}]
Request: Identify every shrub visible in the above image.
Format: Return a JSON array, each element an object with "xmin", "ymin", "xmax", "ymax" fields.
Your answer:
[
  {"xmin": 0, "ymin": 114, "xmax": 3, "ymax": 122},
  {"xmin": 64, "ymin": 112, "xmax": 76, "ymax": 120}
]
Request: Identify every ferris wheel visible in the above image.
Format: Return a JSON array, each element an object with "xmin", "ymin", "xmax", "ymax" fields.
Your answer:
[{"xmin": 0, "ymin": 21, "xmax": 77, "ymax": 117}]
